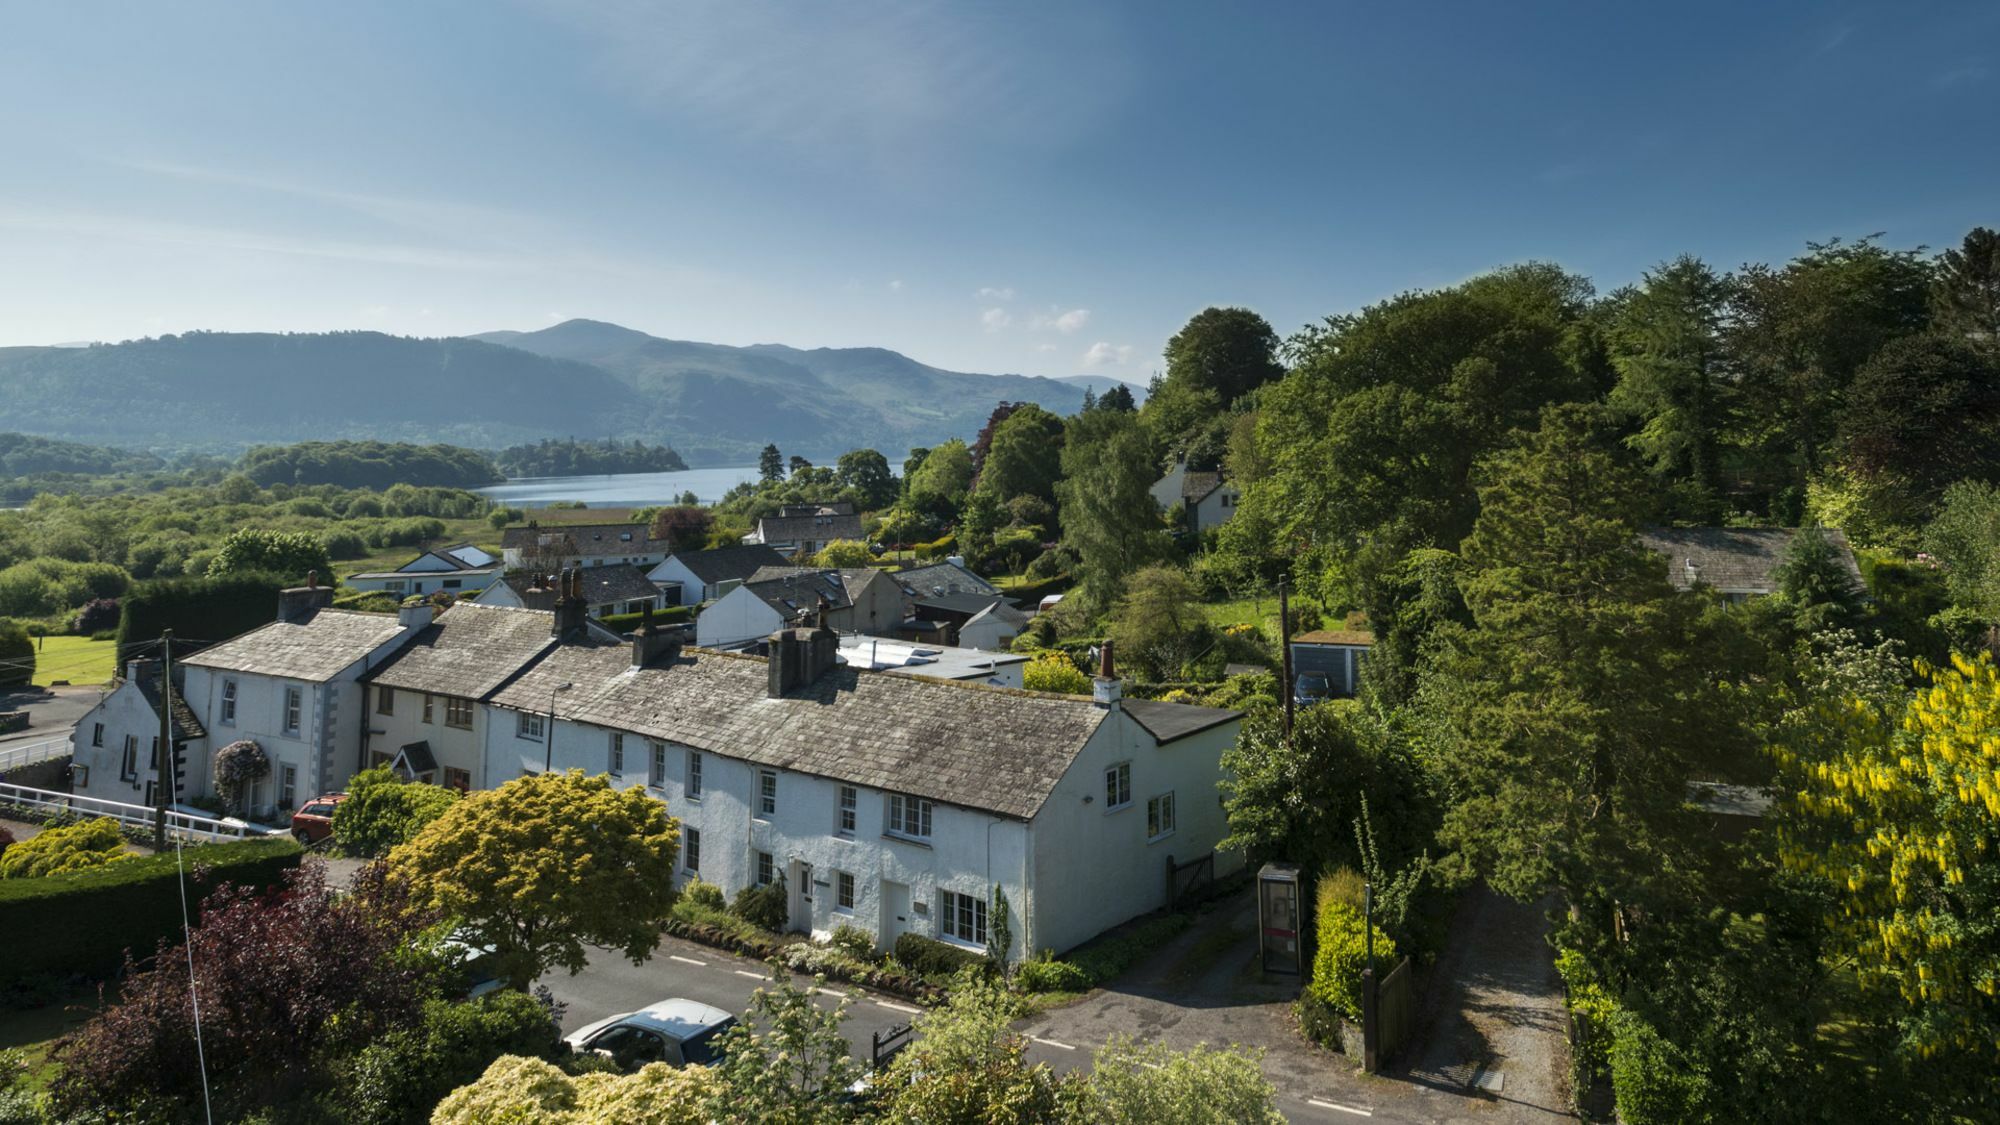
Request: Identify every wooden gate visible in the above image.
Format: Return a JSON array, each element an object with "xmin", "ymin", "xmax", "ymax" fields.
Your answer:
[{"xmin": 1165, "ymin": 852, "xmax": 1215, "ymax": 910}]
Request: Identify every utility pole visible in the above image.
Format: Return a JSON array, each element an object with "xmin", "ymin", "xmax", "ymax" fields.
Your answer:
[
  {"xmin": 1278, "ymin": 575, "xmax": 1295, "ymax": 744},
  {"xmin": 153, "ymin": 630, "xmax": 172, "ymax": 852}
]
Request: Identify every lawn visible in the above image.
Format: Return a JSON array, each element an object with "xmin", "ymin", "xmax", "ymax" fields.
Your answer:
[
  {"xmin": 30, "ymin": 635, "xmax": 117, "ymax": 687},
  {"xmin": 1202, "ymin": 595, "xmax": 1281, "ymax": 631},
  {"xmin": 0, "ymin": 987, "xmax": 99, "ymax": 1095}
]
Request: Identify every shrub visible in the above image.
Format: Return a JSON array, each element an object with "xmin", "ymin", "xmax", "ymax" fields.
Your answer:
[
  {"xmin": 829, "ymin": 922, "xmax": 875, "ymax": 961},
  {"xmin": 209, "ymin": 528, "xmax": 333, "ymax": 581},
  {"xmin": 894, "ymin": 932, "xmax": 988, "ymax": 979},
  {"xmin": 1295, "ymin": 988, "xmax": 1345, "ymax": 1050},
  {"xmin": 779, "ymin": 941, "xmax": 868, "ymax": 977},
  {"xmin": 1067, "ymin": 914, "xmax": 1191, "ymax": 986},
  {"xmin": 1014, "ymin": 954, "xmax": 1090, "ymax": 994},
  {"xmin": 680, "ymin": 877, "xmax": 726, "ymax": 912},
  {"xmin": 0, "ymin": 619, "xmax": 29, "ymax": 688},
  {"xmin": 212, "ymin": 739, "xmax": 271, "ymax": 814},
  {"xmin": 332, "ymin": 768, "xmax": 462, "ymax": 857},
  {"xmin": 1308, "ymin": 893, "xmax": 1396, "ymax": 1022},
  {"xmin": 0, "ymin": 818, "xmax": 132, "ymax": 879},
  {"xmin": 322, "ymin": 530, "xmax": 369, "ymax": 560},
  {"xmin": 731, "ymin": 878, "xmax": 789, "ymax": 932},
  {"xmin": 71, "ymin": 597, "xmax": 120, "ymax": 635},
  {"xmin": 1608, "ymin": 1009, "xmax": 1709, "ymax": 1124},
  {"xmin": 1025, "ymin": 548, "xmax": 1065, "ymax": 580},
  {"xmin": 0, "ymin": 826, "xmax": 12, "ymax": 858},
  {"xmin": 116, "ymin": 570, "xmax": 291, "ymax": 655},
  {"xmin": 0, "ymin": 837, "xmax": 301, "ymax": 988},
  {"xmin": 343, "ymin": 992, "xmax": 560, "ymax": 1125},
  {"xmin": 1023, "ymin": 650, "xmax": 1090, "ymax": 695},
  {"xmin": 0, "ymin": 1048, "xmax": 39, "ymax": 1125}
]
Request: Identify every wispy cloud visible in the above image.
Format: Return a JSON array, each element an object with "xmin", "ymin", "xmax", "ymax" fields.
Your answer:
[
  {"xmin": 1032, "ymin": 307, "xmax": 1091, "ymax": 334},
  {"xmin": 889, "ymin": 279, "xmax": 905, "ymax": 292},
  {"xmin": 529, "ymin": 1, "xmax": 1133, "ymax": 163},
  {"xmin": 981, "ymin": 307, "xmax": 1012, "ymax": 332},
  {"xmin": 1083, "ymin": 341, "xmax": 1132, "ymax": 367},
  {"xmin": 1932, "ymin": 64, "xmax": 1990, "ymax": 90},
  {"xmin": 976, "ymin": 286, "xmax": 1016, "ymax": 301}
]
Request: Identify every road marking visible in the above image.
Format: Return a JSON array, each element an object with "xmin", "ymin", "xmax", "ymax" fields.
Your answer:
[
  {"xmin": 668, "ymin": 955, "xmax": 707, "ymax": 967},
  {"xmin": 733, "ymin": 969, "xmax": 766, "ymax": 980},
  {"xmin": 1308, "ymin": 1098, "xmax": 1372, "ymax": 1117},
  {"xmin": 875, "ymin": 999, "xmax": 921, "ymax": 1014},
  {"xmin": 1030, "ymin": 1036, "xmax": 1076, "ymax": 1051}
]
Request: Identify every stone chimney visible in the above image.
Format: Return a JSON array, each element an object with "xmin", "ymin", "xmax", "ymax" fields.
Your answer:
[
  {"xmin": 398, "ymin": 601, "xmax": 434, "ymax": 630},
  {"xmin": 517, "ymin": 574, "xmax": 558, "ymax": 613},
  {"xmin": 1092, "ymin": 639, "xmax": 1122, "ymax": 709},
  {"xmin": 551, "ymin": 567, "xmax": 589, "ymax": 640},
  {"xmin": 631, "ymin": 606, "xmax": 685, "ymax": 668},
  {"xmin": 276, "ymin": 572, "xmax": 334, "ymax": 624},
  {"xmin": 766, "ymin": 623, "xmax": 841, "ymax": 697}
]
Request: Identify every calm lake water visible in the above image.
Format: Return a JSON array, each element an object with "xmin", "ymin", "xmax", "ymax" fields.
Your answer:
[{"xmin": 474, "ymin": 465, "xmax": 760, "ymax": 509}]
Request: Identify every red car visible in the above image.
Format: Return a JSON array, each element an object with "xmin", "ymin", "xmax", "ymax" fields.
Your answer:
[{"xmin": 289, "ymin": 793, "xmax": 348, "ymax": 845}]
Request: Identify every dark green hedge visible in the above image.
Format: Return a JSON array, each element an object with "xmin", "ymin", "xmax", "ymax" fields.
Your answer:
[
  {"xmin": 893, "ymin": 932, "xmax": 988, "ymax": 978},
  {"xmin": 0, "ymin": 836, "xmax": 303, "ymax": 988},
  {"xmin": 596, "ymin": 606, "xmax": 694, "ymax": 633},
  {"xmin": 116, "ymin": 571, "xmax": 291, "ymax": 654},
  {"xmin": 0, "ymin": 618, "xmax": 32, "ymax": 688}
]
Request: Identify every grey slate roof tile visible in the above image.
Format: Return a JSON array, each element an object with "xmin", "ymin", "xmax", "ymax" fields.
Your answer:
[
  {"xmin": 179, "ymin": 609, "xmax": 408, "ymax": 684},
  {"xmin": 1640, "ymin": 527, "xmax": 1862, "ymax": 595},
  {"xmin": 362, "ymin": 603, "xmax": 562, "ymax": 698},
  {"xmin": 668, "ymin": 545, "xmax": 789, "ymax": 586}
]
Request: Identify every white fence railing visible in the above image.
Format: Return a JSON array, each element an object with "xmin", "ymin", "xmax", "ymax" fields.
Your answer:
[
  {"xmin": 0, "ymin": 781, "xmax": 277, "ymax": 843},
  {"xmin": 0, "ymin": 736, "xmax": 70, "ymax": 774}
]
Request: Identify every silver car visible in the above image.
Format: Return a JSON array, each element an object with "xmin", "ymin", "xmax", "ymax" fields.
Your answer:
[{"xmin": 563, "ymin": 999, "xmax": 736, "ymax": 1070}]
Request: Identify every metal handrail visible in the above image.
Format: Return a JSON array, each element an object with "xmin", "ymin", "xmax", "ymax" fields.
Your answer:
[
  {"xmin": 0, "ymin": 781, "xmax": 276, "ymax": 843},
  {"xmin": 0, "ymin": 736, "xmax": 70, "ymax": 774}
]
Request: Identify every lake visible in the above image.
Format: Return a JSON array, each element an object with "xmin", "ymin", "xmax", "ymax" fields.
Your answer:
[{"xmin": 473, "ymin": 465, "xmax": 761, "ymax": 508}]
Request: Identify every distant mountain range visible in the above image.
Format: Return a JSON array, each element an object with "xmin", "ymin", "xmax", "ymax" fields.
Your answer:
[{"xmin": 0, "ymin": 321, "xmax": 1146, "ymax": 466}]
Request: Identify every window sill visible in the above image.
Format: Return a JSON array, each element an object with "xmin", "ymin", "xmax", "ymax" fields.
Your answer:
[
  {"xmin": 938, "ymin": 934, "xmax": 986, "ymax": 953},
  {"xmin": 1147, "ymin": 830, "xmax": 1176, "ymax": 844},
  {"xmin": 516, "ymin": 733, "xmax": 545, "ymax": 741},
  {"xmin": 1104, "ymin": 802, "xmax": 1132, "ymax": 815},
  {"xmin": 883, "ymin": 833, "xmax": 932, "ymax": 849}
]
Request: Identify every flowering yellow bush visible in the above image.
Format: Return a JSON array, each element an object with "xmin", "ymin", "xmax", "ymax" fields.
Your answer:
[
  {"xmin": 0, "ymin": 817, "xmax": 131, "ymax": 879},
  {"xmin": 429, "ymin": 1055, "xmax": 719, "ymax": 1125}
]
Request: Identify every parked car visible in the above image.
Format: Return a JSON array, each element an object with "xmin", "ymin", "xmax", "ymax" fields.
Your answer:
[
  {"xmin": 288, "ymin": 793, "xmax": 348, "ymax": 845},
  {"xmin": 564, "ymin": 999, "xmax": 736, "ymax": 1071},
  {"xmin": 1292, "ymin": 672, "xmax": 1331, "ymax": 707},
  {"xmin": 436, "ymin": 934, "xmax": 506, "ymax": 1000}
]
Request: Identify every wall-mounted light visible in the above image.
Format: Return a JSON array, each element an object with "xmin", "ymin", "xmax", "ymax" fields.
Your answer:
[{"xmin": 1082, "ymin": 794, "xmax": 1094, "ymax": 805}]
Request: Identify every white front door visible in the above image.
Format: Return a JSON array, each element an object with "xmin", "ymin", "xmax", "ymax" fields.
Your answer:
[
  {"xmin": 790, "ymin": 860, "xmax": 814, "ymax": 933},
  {"xmin": 881, "ymin": 880, "xmax": 912, "ymax": 945}
]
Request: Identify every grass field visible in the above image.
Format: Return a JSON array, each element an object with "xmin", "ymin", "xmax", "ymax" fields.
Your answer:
[{"xmin": 31, "ymin": 635, "xmax": 117, "ymax": 687}]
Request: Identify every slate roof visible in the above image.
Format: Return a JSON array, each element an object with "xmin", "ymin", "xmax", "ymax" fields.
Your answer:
[
  {"xmin": 753, "ymin": 510, "xmax": 865, "ymax": 545},
  {"xmin": 180, "ymin": 609, "xmax": 409, "ymax": 684},
  {"xmin": 1639, "ymin": 527, "xmax": 1863, "ymax": 595},
  {"xmin": 964, "ymin": 600, "xmax": 1032, "ymax": 630},
  {"xmin": 1182, "ymin": 471, "xmax": 1226, "ymax": 502},
  {"xmin": 1293, "ymin": 629, "xmax": 1375, "ymax": 647},
  {"xmin": 892, "ymin": 562, "xmax": 1000, "ymax": 599},
  {"xmin": 500, "ymin": 523, "xmax": 667, "ymax": 554},
  {"xmin": 496, "ymin": 563, "xmax": 658, "ymax": 608},
  {"xmin": 743, "ymin": 568, "xmax": 858, "ymax": 618},
  {"xmin": 917, "ymin": 593, "xmax": 1015, "ymax": 618},
  {"xmin": 1124, "ymin": 698, "xmax": 1241, "ymax": 744},
  {"xmin": 666, "ymin": 545, "xmax": 788, "ymax": 587},
  {"xmin": 489, "ymin": 645, "xmax": 1117, "ymax": 820},
  {"xmin": 136, "ymin": 674, "xmax": 208, "ymax": 742},
  {"xmin": 363, "ymin": 603, "xmax": 561, "ymax": 698},
  {"xmin": 394, "ymin": 740, "xmax": 439, "ymax": 775}
]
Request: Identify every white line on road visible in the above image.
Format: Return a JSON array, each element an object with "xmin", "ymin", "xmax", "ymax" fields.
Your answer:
[
  {"xmin": 733, "ymin": 969, "xmax": 766, "ymax": 980},
  {"xmin": 874, "ymin": 1000, "xmax": 921, "ymax": 1014},
  {"xmin": 1029, "ymin": 1036, "xmax": 1076, "ymax": 1051},
  {"xmin": 1308, "ymin": 1098, "xmax": 1372, "ymax": 1117},
  {"xmin": 668, "ymin": 955, "xmax": 707, "ymax": 967}
]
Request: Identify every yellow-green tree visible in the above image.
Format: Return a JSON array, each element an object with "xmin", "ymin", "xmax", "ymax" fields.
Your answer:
[
  {"xmin": 1022, "ymin": 651, "xmax": 1089, "ymax": 695},
  {"xmin": 431, "ymin": 1054, "xmax": 719, "ymax": 1125},
  {"xmin": 388, "ymin": 770, "xmax": 679, "ymax": 989},
  {"xmin": 1779, "ymin": 653, "xmax": 2000, "ymax": 1062},
  {"xmin": 0, "ymin": 817, "xmax": 130, "ymax": 879}
]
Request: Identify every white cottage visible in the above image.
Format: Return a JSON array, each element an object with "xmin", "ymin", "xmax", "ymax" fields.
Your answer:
[
  {"xmin": 487, "ymin": 630, "xmax": 1242, "ymax": 957},
  {"xmin": 69, "ymin": 659, "xmax": 208, "ymax": 811}
]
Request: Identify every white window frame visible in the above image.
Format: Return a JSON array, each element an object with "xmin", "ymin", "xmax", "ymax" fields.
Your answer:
[
  {"xmin": 757, "ymin": 769, "xmax": 778, "ymax": 818},
  {"xmin": 1104, "ymin": 762, "xmax": 1132, "ymax": 811},
  {"xmin": 1147, "ymin": 791, "xmax": 1176, "ymax": 841},
  {"xmin": 279, "ymin": 763, "xmax": 297, "ymax": 810},
  {"xmin": 220, "ymin": 680, "xmax": 237, "ymax": 726},
  {"xmin": 517, "ymin": 711, "xmax": 545, "ymax": 740},
  {"xmin": 887, "ymin": 794, "xmax": 933, "ymax": 841},
  {"xmin": 940, "ymin": 889, "xmax": 988, "ymax": 946},
  {"xmin": 422, "ymin": 693, "xmax": 435, "ymax": 724},
  {"xmin": 686, "ymin": 750, "xmax": 703, "ymax": 799},
  {"xmin": 444, "ymin": 767, "xmax": 471, "ymax": 793},
  {"xmin": 649, "ymin": 741, "xmax": 666, "ymax": 789},
  {"xmin": 756, "ymin": 850, "xmax": 774, "ymax": 886},
  {"xmin": 837, "ymin": 785, "xmax": 856, "ymax": 835},
  {"xmin": 120, "ymin": 735, "xmax": 138, "ymax": 781},
  {"xmin": 91, "ymin": 722, "xmax": 104, "ymax": 747},
  {"xmin": 609, "ymin": 732, "xmax": 625, "ymax": 777},
  {"xmin": 377, "ymin": 686, "xmax": 394, "ymax": 716},
  {"xmin": 445, "ymin": 697, "xmax": 474, "ymax": 730},
  {"xmin": 283, "ymin": 686, "xmax": 302, "ymax": 736},
  {"xmin": 684, "ymin": 827, "xmax": 701, "ymax": 873},
  {"xmin": 836, "ymin": 871, "xmax": 855, "ymax": 912}
]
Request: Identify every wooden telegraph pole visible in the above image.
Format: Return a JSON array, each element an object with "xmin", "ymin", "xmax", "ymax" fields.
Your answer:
[{"xmin": 153, "ymin": 630, "xmax": 172, "ymax": 852}]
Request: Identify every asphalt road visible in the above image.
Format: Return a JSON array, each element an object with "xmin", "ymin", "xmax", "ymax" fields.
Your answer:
[{"xmin": 0, "ymin": 685, "xmax": 103, "ymax": 746}]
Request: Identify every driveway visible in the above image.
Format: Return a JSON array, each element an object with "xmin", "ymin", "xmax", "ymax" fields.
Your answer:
[
  {"xmin": 0, "ymin": 684, "xmax": 105, "ymax": 745},
  {"xmin": 1015, "ymin": 886, "xmax": 1572, "ymax": 1124}
]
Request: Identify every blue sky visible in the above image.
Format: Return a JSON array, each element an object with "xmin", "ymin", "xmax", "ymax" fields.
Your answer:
[{"xmin": 1, "ymin": 2, "xmax": 1993, "ymax": 379}]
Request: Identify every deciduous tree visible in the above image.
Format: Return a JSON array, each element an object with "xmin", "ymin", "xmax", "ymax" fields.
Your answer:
[
  {"xmin": 207, "ymin": 527, "xmax": 332, "ymax": 581},
  {"xmin": 1056, "ymin": 410, "xmax": 1167, "ymax": 608},
  {"xmin": 388, "ymin": 770, "xmax": 679, "ymax": 988}
]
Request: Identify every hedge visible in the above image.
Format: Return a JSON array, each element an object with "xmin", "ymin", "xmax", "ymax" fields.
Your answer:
[
  {"xmin": 661, "ymin": 918, "xmax": 941, "ymax": 1004},
  {"xmin": 0, "ymin": 836, "xmax": 303, "ymax": 988},
  {"xmin": 116, "ymin": 570, "xmax": 293, "ymax": 655},
  {"xmin": 893, "ymin": 932, "xmax": 988, "ymax": 978},
  {"xmin": 596, "ymin": 606, "xmax": 695, "ymax": 634}
]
